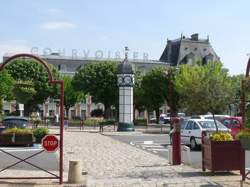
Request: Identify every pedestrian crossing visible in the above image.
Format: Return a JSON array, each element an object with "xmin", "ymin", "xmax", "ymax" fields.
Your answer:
[{"xmin": 130, "ymin": 141, "xmax": 170, "ymax": 154}]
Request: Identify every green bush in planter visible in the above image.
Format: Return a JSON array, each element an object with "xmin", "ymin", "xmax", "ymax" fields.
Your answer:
[
  {"xmin": 1, "ymin": 128, "xmax": 33, "ymax": 145},
  {"xmin": 32, "ymin": 127, "xmax": 49, "ymax": 143},
  {"xmin": 99, "ymin": 119, "xmax": 116, "ymax": 126},
  {"xmin": 134, "ymin": 118, "xmax": 147, "ymax": 126},
  {"xmin": 84, "ymin": 118, "xmax": 103, "ymax": 126}
]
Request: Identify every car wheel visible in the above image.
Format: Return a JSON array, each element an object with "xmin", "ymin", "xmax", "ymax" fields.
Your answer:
[{"xmin": 190, "ymin": 137, "xmax": 197, "ymax": 150}]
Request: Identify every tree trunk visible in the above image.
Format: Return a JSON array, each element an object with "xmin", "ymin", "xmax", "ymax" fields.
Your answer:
[
  {"xmin": 66, "ymin": 108, "xmax": 70, "ymax": 119},
  {"xmin": 212, "ymin": 113, "xmax": 218, "ymax": 132},
  {"xmin": 104, "ymin": 104, "xmax": 111, "ymax": 119},
  {"xmin": 24, "ymin": 104, "xmax": 32, "ymax": 117},
  {"xmin": 155, "ymin": 108, "xmax": 160, "ymax": 124}
]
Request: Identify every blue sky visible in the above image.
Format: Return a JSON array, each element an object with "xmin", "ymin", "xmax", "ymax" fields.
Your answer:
[{"xmin": 0, "ymin": 0, "xmax": 250, "ymax": 75}]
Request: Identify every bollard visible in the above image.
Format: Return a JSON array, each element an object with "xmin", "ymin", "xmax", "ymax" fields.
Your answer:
[
  {"xmin": 168, "ymin": 145, "xmax": 173, "ymax": 164},
  {"xmin": 68, "ymin": 160, "xmax": 87, "ymax": 184}
]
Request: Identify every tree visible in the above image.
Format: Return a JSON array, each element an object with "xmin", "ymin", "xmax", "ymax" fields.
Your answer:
[
  {"xmin": 0, "ymin": 70, "xmax": 14, "ymax": 111},
  {"xmin": 141, "ymin": 67, "xmax": 169, "ymax": 123},
  {"xmin": 133, "ymin": 71, "xmax": 145, "ymax": 116},
  {"xmin": 62, "ymin": 76, "xmax": 83, "ymax": 118},
  {"xmin": 174, "ymin": 61, "xmax": 234, "ymax": 120},
  {"xmin": 73, "ymin": 61, "xmax": 118, "ymax": 118},
  {"xmin": 228, "ymin": 74, "xmax": 244, "ymax": 115},
  {"xmin": 5, "ymin": 59, "xmax": 59, "ymax": 115}
]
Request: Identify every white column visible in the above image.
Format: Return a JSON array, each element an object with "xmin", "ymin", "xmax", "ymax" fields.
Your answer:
[{"xmin": 119, "ymin": 87, "xmax": 133, "ymax": 124}]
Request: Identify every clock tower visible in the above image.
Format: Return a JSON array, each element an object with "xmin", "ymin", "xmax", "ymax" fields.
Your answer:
[{"xmin": 117, "ymin": 47, "xmax": 135, "ymax": 131}]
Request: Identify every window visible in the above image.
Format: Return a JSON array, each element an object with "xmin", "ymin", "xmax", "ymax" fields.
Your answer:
[
  {"xmin": 193, "ymin": 123, "xmax": 200, "ymax": 130},
  {"xmin": 185, "ymin": 121, "xmax": 193, "ymax": 130},
  {"xmin": 223, "ymin": 119, "xmax": 231, "ymax": 128},
  {"xmin": 232, "ymin": 120, "xmax": 240, "ymax": 128},
  {"xmin": 181, "ymin": 120, "xmax": 188, "ymax": 129}
]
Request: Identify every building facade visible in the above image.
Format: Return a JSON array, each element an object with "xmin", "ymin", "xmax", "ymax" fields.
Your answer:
[{"xmin": 2, "ymin": 33, "xmax": 219, "ymax": 119}]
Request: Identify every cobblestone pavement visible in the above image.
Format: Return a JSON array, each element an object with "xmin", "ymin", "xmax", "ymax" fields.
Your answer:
[
  {"xmin": 63, "ymin": 130, "xmax": 250, "ymax": 187},
  {"xmin": 0, "ymin": 129, "xmax": 249, "ymax": 186}
]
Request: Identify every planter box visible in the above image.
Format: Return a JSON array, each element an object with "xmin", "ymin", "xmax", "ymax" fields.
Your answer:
[
  {"xmin": 0, "ymin": 133, "xmax": 34, "ymax": 146},
  {"xmin": 202, "ymin": 137, "xmax": 244, "ymax": 174}
]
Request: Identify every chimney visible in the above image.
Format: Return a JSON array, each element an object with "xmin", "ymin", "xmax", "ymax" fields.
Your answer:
[{"xmin": 191, "ymin": 33, "xmax": 199, "ymax": 41}]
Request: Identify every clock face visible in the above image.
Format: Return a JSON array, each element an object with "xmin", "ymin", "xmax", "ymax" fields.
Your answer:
[
  {"xmin": 124, "ymin": 76, "xmax": 132, "ymax": 84},
  {"xmin": 118, "ymin": 76, "xmax": 123, "ymax": 84}
]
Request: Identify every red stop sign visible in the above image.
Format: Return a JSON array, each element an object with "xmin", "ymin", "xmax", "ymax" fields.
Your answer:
[{"xmin": 42, "ymin": 135, "xmax": 59, "ymax": 152}]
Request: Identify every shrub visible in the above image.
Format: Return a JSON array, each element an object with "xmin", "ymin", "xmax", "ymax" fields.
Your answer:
[
  {"xmin": 84, "ymin": 118, "xmax": 103, "ymax": 126},
  {"xmin": 32, "ymin": 127, "xmax": 49, "ymax": 143},
  {"xmin": 0, "ymin": 128, "xmax": 34, "ymax": 146},
  {"xmin": 236, "ymin": 129, "xmax": 250, "ymax": 140},
  {"xmin": 134, "ymin": 118, "xmax": 147, "ymax": 126},
  {"xmin": 211, "ymin": 132, "xmax": 233, "ymax": 141},
  {"xmin": 99, "ymin": 119, "xmax": 116, "ymax": 126},
  {"xmin": 2, "ymin": 127, "xmax": 32, "ymax": 135}
]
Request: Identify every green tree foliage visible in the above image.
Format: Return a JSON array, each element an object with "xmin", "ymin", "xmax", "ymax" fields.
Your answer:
[
  {"xmin": 5, "ymin": 59, "xmax": 59, "ymax": 115},
  {"xmin": 0, "ymin": 70, "xmax": 14, "ymax": 110},
  {"xmin": 62, "ymin": 76, "xmax": 84, "ymax": 118},
  {"xmin": 141, "ymin": 67, "xmax": 169, "ymax": 123},
  {"xmin": 72, "ymin": 61, "xmax": 118, "ymax": 118},
  {"xmin": 174, "ymin": 61, "xmax": 234, "ymax": 116},
  {"xmin": 229, "ymin": 74, "xmax": 244, "ymax": 115},
  {"xmin": 134, "ymin": 71, "xmax": 145, "ymax": 113}
]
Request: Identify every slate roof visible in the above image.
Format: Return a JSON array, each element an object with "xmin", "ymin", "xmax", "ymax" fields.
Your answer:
[{"xmin": 160, "ymin": 33, "xmax": 220, "ymax": 66}]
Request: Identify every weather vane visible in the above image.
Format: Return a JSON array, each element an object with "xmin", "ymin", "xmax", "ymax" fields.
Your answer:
[{"xmin": 125, "ymin": 46, "xmax": 129, "ymax": 61}]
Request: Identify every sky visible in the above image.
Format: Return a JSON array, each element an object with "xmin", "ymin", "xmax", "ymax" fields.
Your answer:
[{"xmin": 0, "ymin": 0, "xmax": 250, "ymax": 75}]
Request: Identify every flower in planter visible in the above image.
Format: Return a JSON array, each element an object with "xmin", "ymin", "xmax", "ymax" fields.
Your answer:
[{"xmin": 211, "ymin": 132, "xmax": 233, "ymax": 141}]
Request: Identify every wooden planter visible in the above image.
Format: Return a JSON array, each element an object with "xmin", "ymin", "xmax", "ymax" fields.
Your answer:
[
  {"xmin": 0, "ymin": 133, "xmax": 34, "ymax": 146},
  {"xmin": 202, "ymin": 137, "xmax": 244, "ymax": 174}
]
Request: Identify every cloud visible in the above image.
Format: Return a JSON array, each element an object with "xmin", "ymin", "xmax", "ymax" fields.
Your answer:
[
  {"xmin": 0, "ymin": 40, "xmax": 31, "ymax": 61},
  {"xmin": 40, "ymin": 21, "xmax": 77, "ymax": 30}
]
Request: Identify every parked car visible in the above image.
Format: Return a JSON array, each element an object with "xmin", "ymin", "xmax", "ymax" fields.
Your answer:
[
  {"xmin": 1, "ymin": 116, "xmax": 30, "ymax": 130},
  {"xmin": 191, "ymin": 114, "xmax": 230, "ymax": 122},
  {"xmin": 221, "ymin": 116, "xmax": 242, "ymax": 139},
  {"xmin": 159, "ymin": 114, "xmax": 170, "ymax": 124},
  {"xmin": 170, "ymin": 118, "xmax": 230, "ymax": 150}
]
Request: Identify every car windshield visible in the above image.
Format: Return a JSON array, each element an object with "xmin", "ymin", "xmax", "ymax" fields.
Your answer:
[
  {"xmin": 3, "ymin": 119, "xmax": 28, "ymax": 128},
  {"xmin": 198, "ymin": 120, "xmax": 227, "ymax": 129}
]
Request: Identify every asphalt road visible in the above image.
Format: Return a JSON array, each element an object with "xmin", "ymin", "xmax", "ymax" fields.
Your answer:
[
  {"xmin": 0, "ymin": 144, "xmax": 58, "ymax": 171},
  {"xmin": 110, "ymin": 132, "xmax": 250, "ymax": 169}
]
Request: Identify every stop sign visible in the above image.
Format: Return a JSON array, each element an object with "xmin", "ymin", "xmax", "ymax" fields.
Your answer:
[{"xmin": 42, "ymin": 135, "xmax": 59, "ymax": 152}]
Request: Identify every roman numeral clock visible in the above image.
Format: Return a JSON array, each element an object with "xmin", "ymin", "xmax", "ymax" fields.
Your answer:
[{"xmin": 117, "ymin": 47, "xmax": 135, "ymax": 131}]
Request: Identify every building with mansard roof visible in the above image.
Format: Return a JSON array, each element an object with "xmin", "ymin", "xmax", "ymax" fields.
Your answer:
[
  {"xmin": 2, "ymin": 33, "xmax": 220, "ymax": 119},
  {"xmin": 160, "ymin": 33, "xmax": 220, "ymax": 66}
]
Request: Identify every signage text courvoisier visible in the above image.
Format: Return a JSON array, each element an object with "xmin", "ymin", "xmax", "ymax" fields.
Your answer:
[{"xmin": 30, "ymin": 47, "xmax": 149, "ymax": 60}]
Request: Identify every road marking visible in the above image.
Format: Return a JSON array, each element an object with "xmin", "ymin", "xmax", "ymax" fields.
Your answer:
[
  {"xmin": 147, "ymin": 148, "xmax": 168, "ymax": 152},
  {"xmin": 141, "ymin": 145, "xmax": 164, "ymax": 148},
  {"xmin": 143, "ymin": 141, "xmax": 154, "ymax": 144}
]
